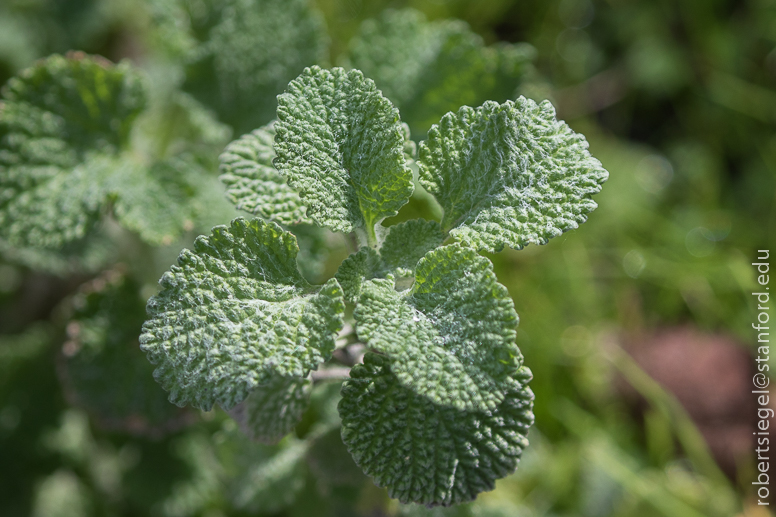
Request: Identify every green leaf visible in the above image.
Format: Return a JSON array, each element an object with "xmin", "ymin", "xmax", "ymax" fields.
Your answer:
[
  {"xmin": 339, "ymin": 353, "xmax": 534, "ymax": 506},
  {"xmin": 219, "ymin": 122, "xmax": 311, "ymax": 225},
  {"xmin": 152, "ymin": 0, "xmax": 328, "ymax": 134},
  {"xmin": 418, "ymin": 98, "xmax": 609, "ymax": 253},
  {"xmin": 354, "ymin": 244, "xmax": 521, "ymax": 411},
  {"xmin": 347, "ymin": 9, "xmax": 535, "ymax": 138},
  {"xmin": 229, "ymin": 374, "xmax": 312, "ymax": 444},
  {"xmin": 334, "ymin": 247, "xmax": 384, "ymax": 304},
  {"xmin": 274, "ymin": 66, "xmax": 414, "ymax": 238},
  {"xmin": 0, "ymin": 53, "xmax": 208, "ymax": 250},
  {"xmin": 334, "ymin": 219, "xmax": 444, "ymax": 303},
  {"xmin": 60, "ymin": 271, "xmax": 191, "ymax": 436},
  {"xmin": 140, "ymin": 217, "xmax": 345, "ymax": 411},
  {"xmin": 0, "ymin": 53, "xmax": 144, "ymax": 248},
  {"xmin": 380, "ymin": 219, "xmax": 444, "ymax": 274}
]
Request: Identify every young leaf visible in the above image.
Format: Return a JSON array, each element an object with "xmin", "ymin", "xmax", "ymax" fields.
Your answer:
[
  {"xmin": 140, "ymin": 218, "xmax": 345, "ymax": 411},
  {"xmin": 347, "ymin": 9, "xmax": 535, "ymax": 138},
  {"xmin": 219, "ymin": 122, "xmax": 311, "ymax": 225},
  {"xmin": 380, "ymin": 219, "xmax": 444, "ymax": 274},
  {"xmin": 339, "ymin": 354, "xmax": 534, "ymax": 506},
  {"xmin": 274, "ymin": 66, "xmax": 414, "ymax": 239},
  {"xmin": 418, "ymin": 97, "xmax": 609, "ymax": 252},
  {"xmin": 0, "ymin": 53, "xmax": 144, "ymax": 248},
  {"xmin": 335, "ymin": 219, "xmax": 444, "ymax": 302},
  {"xmin": 334, "ymin": 247, "xmax": 384, "ymax": 304},
  {"xmin": 354, "ymin": 244, "xmax": 521, "ymax": 411},
  {"xmin": 228, "ymin": 374, "xmax": 312, "ymax": 444}
]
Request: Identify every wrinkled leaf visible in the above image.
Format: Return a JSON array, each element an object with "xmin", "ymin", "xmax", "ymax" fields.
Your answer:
[
  {"xmin": 140, "ymin": 217, "xmax": 344, "ymax": 411},
  {"xmin": 340, "ymin": 354, "xmax": 534, "ymax": 506},
  {"xmin": 219, "ymin": 121, "xmax": 310, "ymax": 225},
  {"xmin": 355, "ymin": 244, "xmax": 521, "ymax": 411},
  {"xmin": 0, "ymin": 53, "xmax": 207, "ymax": 250},
  {"xmin": 274, "ymin": 66, "xmax": 413, "ymax": 238},
  {"xmin": 418, "ymin": 97, "xmax": 609, "ymax": 252}
]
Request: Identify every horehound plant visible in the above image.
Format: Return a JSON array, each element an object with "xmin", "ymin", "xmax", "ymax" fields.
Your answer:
[{"xmin": 139, "ymin": 66, "xmax": 608, "ymax": 506}]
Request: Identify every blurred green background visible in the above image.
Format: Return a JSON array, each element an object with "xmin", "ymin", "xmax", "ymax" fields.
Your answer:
[{"xmin": 0, "ymin": 0, "xmax": 774, "ymax": 516}]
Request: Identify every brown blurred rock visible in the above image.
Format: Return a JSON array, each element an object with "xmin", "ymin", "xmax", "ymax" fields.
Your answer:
[{"xmin": 622, "ymin": 326, "xmax": 760, "ymax": 477}]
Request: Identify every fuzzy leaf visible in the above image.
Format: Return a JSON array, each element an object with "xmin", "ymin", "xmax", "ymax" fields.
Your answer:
[
  {"xmin": 347, "ymin": 9, "xmax": 535, "ymax": 138},
  {"xmin": 229, "ymin": 374, "xmax": 312, "ymax": 444},
  {"xmin": 274, "ymin": 66, "xmax": 413, "ymax": 235},
  {"xmin": 140, "ymin": 218, "xmax": 345, "ymax": 411},
  {"xmin": 334, "ymin": 247, "xmax": 384, "ymax": 304},
  {"xmin": 380, "ymin": 219, "xmax": 444, "ymax": 274},
  {"xmin": 219, "ymin": 122, "xmax": 310, "ymax": 225},
  {"xmin": 418, "ymin": 97, "xmax": 609, "ymax": 253},
  {"xmin": 335, "ymin": 219, "xmax": 444, "ymax": 303},
  {"xmin": 355, "ymin": 244, "xmax": 521, "ymax": 411},
  {"xmin": 339, "ymin": 354, "xmax": 534, "ymax": 506}
]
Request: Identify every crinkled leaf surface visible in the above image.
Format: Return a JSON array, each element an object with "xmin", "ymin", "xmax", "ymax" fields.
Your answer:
[
  {"xmin": 0, "ymin": 53, "xmax": 205, "ymax": 249},
  {"xmin": 355, "ymin": 244, "xmax": 521, "ymax": 411},
  {"xmin": 339, "ymin": 354, "xmax": 534, "ymax": 506},
  {"xmin": 335, "ymin": 219, "xmax": 444, "ymax": 302},
  {"xmin": 60, "ymin": 272, "xmax": 191, "ymax": 436},
  {"xmin": 219, "ymin": 122, "xmax": 310, "ymax": 225},
  {"xmin": 274, "ymin": 66, "xmax": 413, "ymax": 235},
  {"xmin": 335, "ymin": 247, "xmax": 384, "ymax": 304},
  {"xmin": 380, "ymin": 219, "xmax": 444, "ymax": 273},
  {"xmin": 228, "ymin": 374, "xmax": 312, "ymax": 444},
  {"xmin": 140, "ymin": 218, "xmax": 344, "ymax": 411},
  {"xmin": 418, "ymin": 98, "xmax": 609, "ymax": 252},
  {"xmin": 347, "ymin": 9, "xmax": 535, "ymax": 138},
  {"xmin": 152, "ymin": 0, "xmax": 328, "ymax": 134}
]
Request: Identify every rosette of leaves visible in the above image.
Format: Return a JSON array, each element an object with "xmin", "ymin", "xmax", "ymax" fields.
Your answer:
[
  {"xmin": 0, "ymin": 53, "xmax": 230, "ymax": 268},
  {"xmin": 142, "ymin": 65, "xmax": 608, "ymax": 505},
  {"xmin": 149, "ymin": 0, "xmax": 328, "ymax": 134},
  {"xmin": 59, "ymin": 270, "xmax": 192, "ymax": 436},
  {"xmin": 346, "ymin": 8, "xmax": 536, "ymax": 139}
]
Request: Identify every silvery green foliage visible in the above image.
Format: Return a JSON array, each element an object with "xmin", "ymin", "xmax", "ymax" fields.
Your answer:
[
  {"xmin": 140, "ymin": 218, "xmax": 344, "ymax": 410},
  {"xmin": 354, "ymin": 244, "xmax": 521, "ymax": 412},
  {"xmin": 340, "ymin": 354, "xmax": 534, "ymax": 506},
  {"xmin": 151, "ymin": 0, "xmax": 328, "ymax": 134},
  {"xmin": 347, "ymin": 8, "xmax": 535, "ymax": 139},
  {"xmin": 418, "ymin": 98, "xmax": 609, "ymax": 253},
  {"xmin": 334, "ymin": 219, "xmax": 443, "ymax": 303},
  {"xmin": 274, "ymin": 66, "xmax": 414, "ymax": 240},
  {"xmin": 0, "ymin": 53, "xmax": 224, "ymax": 261},
  {"xmin": 145, "ymin": 66, "xmax": 608, "ymax": 505},
  {"xmin": 219, "ymin": 121, "xmax": 310, "ymax": 226}
]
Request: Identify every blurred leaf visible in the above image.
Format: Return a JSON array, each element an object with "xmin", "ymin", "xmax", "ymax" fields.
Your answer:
[
  {"xmin": 346, "ymin": 8, "xmax": 536, "ymax": 139},
  {"xmin": 59, "ymin": 270, "xmax": 192, "ymax": 436}
]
